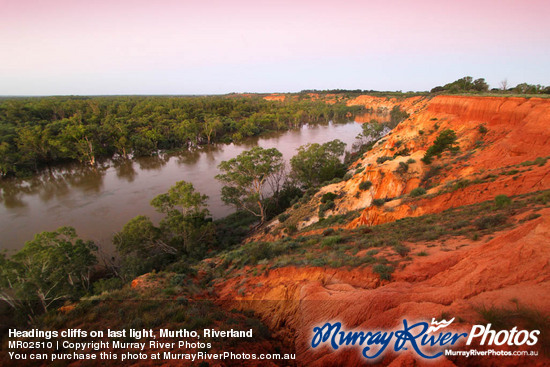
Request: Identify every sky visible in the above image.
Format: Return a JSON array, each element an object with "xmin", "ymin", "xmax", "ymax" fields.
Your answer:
[{"xmin": 1, "ymin": 0, "xmax": 549, "ymax": 95}]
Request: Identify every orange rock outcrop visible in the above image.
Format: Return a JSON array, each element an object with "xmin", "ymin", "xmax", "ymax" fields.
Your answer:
[{"xmin": 216, "ymin": 95, "xmax": 550, "ymax": 366}]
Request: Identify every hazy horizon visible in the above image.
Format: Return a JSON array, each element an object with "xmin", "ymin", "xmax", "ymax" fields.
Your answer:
[{"xmin": 2, "ymin": 0, "xmax": 549, "ymax": 95}]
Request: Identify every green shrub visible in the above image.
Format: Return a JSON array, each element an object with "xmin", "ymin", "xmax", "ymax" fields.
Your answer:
[
  {"xmin": 278, "ymin": 213, "xmax": 290, "ymax": 223},
  {"xmin": 524, "ymin": 213, "xmax": 541, "ymax": 221},
  {"xmin": 422, "ymin": 129, "xmax": 458, "ymax": 164},
  {"xmin": 407, "ymin": 158, "xmax": 416, "ymax": 164},
  {"xmin": 393, "ymin": 243, "xmax": 410, "ymax": 257},
  {"xmin": 322, "ymin": 228, "xmax": 336, "ymax": 236},
  {"xmin": 359, "ymin": 181, "xmax": 373, "ymax": 190},
  {"xmin": 494, "ymin": 194, "xmax": 512, "ymax": 209},
  {"xmin": 410, "ymin": 187, "xmax": 427, "ymax": 197},
  {"xmin": 521, "ymin": 157, "xmax": 548, "ymax": 167},
  {"xmin": 321, "ymin": 236, "xmax": 342, "ymax": 249},
  {"xmin": 376, "ymin": 156, "xmax": 394, "ymax": 164},
  {"xmin": 318, "ymin": 200, "xmax": 335, "ymax": 217},
  {"xmin": 321, "ymin": 192, "xmax": 337, "ymax": 203},
  {"xmin": 478, "ymin": 125, "xmax": 488, "ymax": 134},
  {"xmin": 93, "ymin": 278, "xmax": 124, "ymax": 294},
  {"xmin": 475, "ymin": 214, "xmax": 507, "ymax": 230},
  {"xmin": 373, "ymin": 264, "xmax": 394, "ymax": 280},
  {"xmin": 395, "ymin": 162, "xmax": 409, "ymax": 174},
  {"xmin": 286, "ymin": 225, "xmax": 297, "ymax": 234},
  {"xmin": 372, "ymin": 198, "xmax": 385, "ymax": 207}
]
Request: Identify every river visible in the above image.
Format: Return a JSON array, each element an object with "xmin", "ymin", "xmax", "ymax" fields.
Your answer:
[{"xmin": 0, "ymin": 120, "xmax": 363, "ymax": 253}]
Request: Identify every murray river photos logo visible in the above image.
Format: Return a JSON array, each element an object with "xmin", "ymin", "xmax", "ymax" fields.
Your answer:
[{"xmin": 310, "ymin": 318, "xmax": 540, "ymax": 360}]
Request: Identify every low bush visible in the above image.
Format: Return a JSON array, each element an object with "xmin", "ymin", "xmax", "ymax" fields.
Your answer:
[
  {"xmin": 474, "ymin": 214, "xmax": 507, "ymax": 230},
  {"xmin": 393, "ymin": 243, "xmax": 410, "ymax": 257},
  {"xmin": 494, "ymin": 194, "xmax": 512, "ymax": 209},
  {"xmin": 278, "ymin": 213, "xmax": 290, "ymax": 223},
  {"xmin": 410, "ymin": 187, "xmax": 427, "ymax": 197},
  {"xmin": 372, "ymin": 198, "xmax": 386, "ymax": 207},
  {"xmin": 321, "ymin": 192, "xmax": 337, "ymax": 203},
  {"xmin": 359, "ymin": 181, "xmax": 373, "ymax": 190},
  {"xmin": 376, "ymin": 156, "xmax": 394, "ymax": 164},
  {"xmin": 373, "ymin": 264, "xmax": 394, "ymax": 280}
]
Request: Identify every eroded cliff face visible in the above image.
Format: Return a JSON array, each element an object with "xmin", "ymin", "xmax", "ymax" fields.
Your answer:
[
  {"xmin": 214, "ymin": 95, "xmax": 550, "ymax": 366},
  {"xmin": 216, "ymin": 210, "xmax": 550, "ymax": 366},
  {"xmin": 288, "ymin": 95, "xmax": 550, "ymax": 229}
]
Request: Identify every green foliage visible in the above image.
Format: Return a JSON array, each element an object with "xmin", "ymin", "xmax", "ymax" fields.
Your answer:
[
  {"xmin": 0, "ymin": 227, "xmax": 97, "ymax": 316},
  {"xmin": 410, "ymin": 187, "xmax": 427, "ymax": 197},
  {"xmin": 278, "ymin": 213, "xmax": 290, "ymax": 223},
  {"xmin": 431, "ymin": 76, "xmax": 489, "ymax": 94},
  {"xmin": 521, "ymin": 157, "xmax": 548, "ymax": 167},
  {"xmin": 320, "ymin": 236, "xmax": 342, "ymax": 249},
  {"xmin": 376, "ymin": 156, "xmax": 394, "ymax": 164},
  {"xmin": 389, "ymin": 106, "xmax": 410, "ymax": 128},
  {"xmin": 114, "ymin": 215, "xmax": 161, "ymax": 258},
  {"xmin": 474, "ymin": 214, "xmax": 507, "ymax": 230},
  {"xmin": 359, "ymin": 180, "xmax": 372, "ymax": 190},
  {"xmin": 216, "ymin": 147, "xmax": 285, "ymax": 224},
  {"xmin": 373, "ymin": 264, "xmax": 394, "ymax": 280},
  {"xmin": 493, "ymin": 194, "xmax": 512, "ymax": 209},
  {"xmin": 372, "ymin": 198, "xmax": 385, "ymax": 207},
  {"xmin": 150, "ymin": 181, "xmax": 209, "ymax": 215},
  {"xmin": 321, "ymin": 192, "xmax": 338, "ymax": 203},
  {"xmin": 290, "ymin": 139, "xmax": 346, "ymax": 188},
  {"xmin": 0, "ymin": 96, "xmax": 362, "ymax": 177},
  {"xmin": 318, "ymin": 200, "xmax": 335, "ymax": 217},
  {"xmin": 92, "ymin": 277, "xmax": 124, "ymax": 294},
  {"xmin": 114, "ymin": 181, "xmax": 214, "ymax": 279},
  {"xmin": 392, "ymin": 243, "xmax": 410, "ymax": 257},
  {"xmin": 395, "ymin": 161, "xmax": 409, "ymax": 174},
  {"xmin": 478, "ymin": 125, "xmax": 488, "ymax": 134},
  {"xmin": 422, "ymin": 129, "xmax": 458, "ymax": 164}
]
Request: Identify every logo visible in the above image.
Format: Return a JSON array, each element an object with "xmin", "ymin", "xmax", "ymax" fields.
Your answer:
[
  {"xmin": 427, "ymin": 317, "xmax": 455, "ymax": 333},
  {"xmin": 310, "ymin": 318, "xmax": 540, "ymax": 361}
]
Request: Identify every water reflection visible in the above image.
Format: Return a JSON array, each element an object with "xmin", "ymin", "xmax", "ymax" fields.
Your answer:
[
  {"xmin": 0, "ymin": 120, "xmax": 364, "ymax": 252},
  {"xmin": 135, "ymin": 154, "xmax": 170, "ymax": 171},
  {"xmin": 113, "ymin": 159, "xmax": 138, "ymax": 183}
]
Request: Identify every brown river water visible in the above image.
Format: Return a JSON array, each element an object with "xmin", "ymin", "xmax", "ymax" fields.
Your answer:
[{"xmin": 0, "ymin": 120, "xmax": 363, "ymax": 253}]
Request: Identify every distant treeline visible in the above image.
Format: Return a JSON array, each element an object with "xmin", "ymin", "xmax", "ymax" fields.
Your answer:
[
  {"xmin": 0, "ymin": 95, "xmax": 364, "ymax": 177},
  {"xmin": 430, "ymin": 76, "xmax": 550, "ymax": 95},
  {"xmin": 301, "ymin": 77, "xmax": 550, "ymax": 96}
]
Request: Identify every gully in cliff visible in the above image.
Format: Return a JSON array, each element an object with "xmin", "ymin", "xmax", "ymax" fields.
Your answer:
[{"xmin": 310, "ymin": 318, "xmax": 467, "ymax": 360}]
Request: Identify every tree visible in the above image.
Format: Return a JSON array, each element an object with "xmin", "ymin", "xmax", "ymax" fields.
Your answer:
[
  {"xmin": 114, "ymin": 215, "xmax": 163, "ymax": 257},
  {"xmin": 422, "ymin": 129, "xmax": 458, "ymax": 164},
  {"xmin": 202, "ymin": 115, "xmax": 224, "ymax": 144},
  {"xmin": 473, "ymin": 78, "xmax": 489, "ymax": 92},
  {"xmin": 500, "ymin": 79, "xmax": 508, "ymax": 91},
  {"xmin": 216, "ymin": 147, "xmax": 285, "ymax": 224},
  {"xmin": 290, "ymin": 139, "xmax": 346, "ymax": 188},
  {"xmin": 0, "ymin": 227, "xmax": 97, "ymax": 316},
  {"xmin": 151, "ymin": 181, "xmax": 209, "ymax": 216},
  {"xmin": 150, "ymin": 181, "xmax": 214, "ymax": 257}
]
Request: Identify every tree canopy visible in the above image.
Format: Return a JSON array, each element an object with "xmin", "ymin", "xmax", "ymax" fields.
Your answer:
[
  {"xmin": 216, "ymin": 147, "xmax": 285, "ymax": 224},
  {"xmin": 290, "ymin": 139, "xmax": 347, "ymax": 188},
  {"xmin": 0, "ymin": 95, "xmax": 363, "ymax": 177},
  {"xmin": 0, "ymin": 227, "xmax": 97, "ymax": 316}
]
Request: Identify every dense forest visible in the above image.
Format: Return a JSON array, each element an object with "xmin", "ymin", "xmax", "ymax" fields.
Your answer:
[{"xmin": 0, "ymin": 95, "xmax": 364, "ymax": 177}]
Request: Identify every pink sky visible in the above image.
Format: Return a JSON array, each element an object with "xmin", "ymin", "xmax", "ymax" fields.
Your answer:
[{"xmin": 1, "ymin": 0, "xmax": 549, "ymax": 94}]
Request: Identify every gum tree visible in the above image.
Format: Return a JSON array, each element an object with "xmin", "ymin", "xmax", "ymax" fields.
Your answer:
[{"xmin": 216, "ymin": 147, "xmax": 285, "ymax": 225}]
